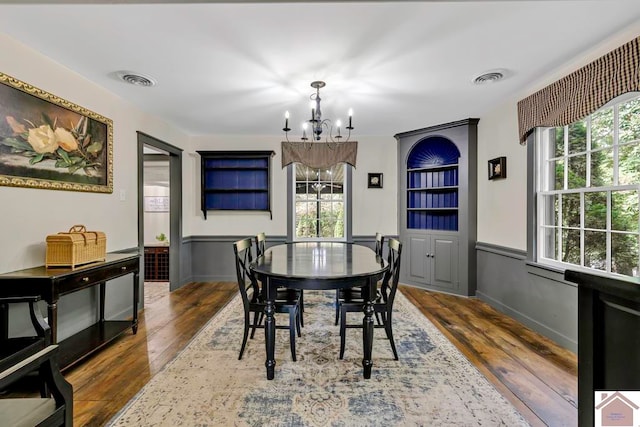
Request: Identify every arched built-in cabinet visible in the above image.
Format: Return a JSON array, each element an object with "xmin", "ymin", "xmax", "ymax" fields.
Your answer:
[{"xmin": 396, "ymin": 119, "xmax": 478, "ymax": 296}]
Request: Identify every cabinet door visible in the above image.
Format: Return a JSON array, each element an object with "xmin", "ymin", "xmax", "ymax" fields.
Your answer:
[
  {"xmin": 430, "ymin": 236, "xmax": 458, "ymax": 289},
  {"xmin": 407, "ymin": 235, "xmax": 429, "ymax": 283}
]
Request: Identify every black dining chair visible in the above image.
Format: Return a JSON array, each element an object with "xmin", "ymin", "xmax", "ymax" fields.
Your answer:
[
  {"xmin": 233, "ymin": 237, "xmax": 302, "ymax": 361},
  {"xmin": 255, "ymin": 232, "xmax": 304, "ymax": 327},
  {"xmin": 334, "ymin": 232, "xmax": 385, "ymax": 325},
  {"xmin": 339, "ymin": 237, "xmax": 402, "ymax": 360}
]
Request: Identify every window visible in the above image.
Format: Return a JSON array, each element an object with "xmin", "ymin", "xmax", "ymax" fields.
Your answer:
[
  {"xmin": 536, "ymin": 93, "xmax": 640, "ymax": 277},
  {"xmin": 292, "ymin": 163, "xmax": 346, "ymax": 240}
]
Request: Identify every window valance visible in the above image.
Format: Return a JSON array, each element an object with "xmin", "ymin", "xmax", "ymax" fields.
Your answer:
[
  {"xmin": 281, "ymin": 141, "xmax": 358, "ymax": 169},
  {"xmin": 517, "ymin": 35, "xmax": 640, "ymax": 144}
]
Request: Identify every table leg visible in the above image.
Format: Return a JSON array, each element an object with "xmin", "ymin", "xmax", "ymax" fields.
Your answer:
[
  {"xmin": 99, "ymin": 282, "xmax": 106, "ymax": 323},
  {"xmin": 48, "ymin": 302, "xmax": 58, "ymax": 344},
  {"xmin": 362, "ymin": 278, "xmax": 375, "ymax": 379},
  {"xmin": 132, "ymin": 271, "xmax": 139, "ymax": 334},
  {"xmin": 264, "ymin": 276, "xmax": 276, "ymax": 380}
]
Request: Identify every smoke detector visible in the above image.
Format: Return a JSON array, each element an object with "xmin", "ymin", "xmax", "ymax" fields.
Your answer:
[
  {"xmin": 472, "ymin": 69, "xmax": 507, "ymax": 85},
  {"xmin": 116, "ymin": 71, "xmax": 157, "ymax": 87}
]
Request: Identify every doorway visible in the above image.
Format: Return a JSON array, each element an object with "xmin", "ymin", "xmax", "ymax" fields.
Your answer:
[
  {"xmin": 137, "ymin": 132, "xmax": 183, "ymax": 307},
  {"xmin": 143, "ymin": 146, "xmax": 170, "ymax": 302}
]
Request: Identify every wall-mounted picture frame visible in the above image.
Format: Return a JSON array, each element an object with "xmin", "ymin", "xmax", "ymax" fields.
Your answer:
[
  {"xmin": 368, "ymin": 172, "xmax": 383, "ymax": 189},
  {"xmin": 488, "ymin": 157, "xmax": 507, "ymax": 180},
  {"xmin": 0, "ymin": 72, "xmax": 113, "ymax": 193}
]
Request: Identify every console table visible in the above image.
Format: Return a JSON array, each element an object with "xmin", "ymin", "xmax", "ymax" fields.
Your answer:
[{"xmin": 0, "ymin": 253, "xmax": 140, "ymax": 370}]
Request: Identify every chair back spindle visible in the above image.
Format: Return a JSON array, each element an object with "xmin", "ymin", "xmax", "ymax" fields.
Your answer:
[{"xmin": 255, "ymin": 232, "xmax": 267, "ymax": 258}]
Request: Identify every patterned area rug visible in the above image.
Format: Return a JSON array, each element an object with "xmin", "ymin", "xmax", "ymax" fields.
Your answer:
[{"xmin": 108, "ymin": 290, "xmax": 529, "ymax": 426}]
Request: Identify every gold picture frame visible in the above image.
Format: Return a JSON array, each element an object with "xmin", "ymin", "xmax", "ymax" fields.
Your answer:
[{"xmin": 0, "ymin": 72, "xmax": 113, "ymax": 193}]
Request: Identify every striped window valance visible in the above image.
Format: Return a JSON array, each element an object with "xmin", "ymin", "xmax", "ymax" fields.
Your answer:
[
  {"xmin": 517, "ymin": 35, "xmax": 640, "ymax": 144},
  {"xmin": 281, "ymin": 140, "xmax": 358, "ymax": 169}
]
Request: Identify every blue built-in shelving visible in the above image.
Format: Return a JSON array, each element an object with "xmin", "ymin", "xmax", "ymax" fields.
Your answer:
[
  {"xmin": 406, "ymin": 137, "xmax": 461, "ymax": 231},
  {"xmin": 197, "ymin": 151, "xmax": 275, "ymax": 219}
]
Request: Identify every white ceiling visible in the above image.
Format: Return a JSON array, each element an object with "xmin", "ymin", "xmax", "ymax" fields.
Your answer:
[{"xmin": 1, "ymin": 1, "xmax": 640, "ymax": 138}]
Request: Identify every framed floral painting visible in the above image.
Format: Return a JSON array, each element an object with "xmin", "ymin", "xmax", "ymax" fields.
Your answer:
[{"xmin": 0, "ymin": 72, "xmax": 113, "ymax": 193}]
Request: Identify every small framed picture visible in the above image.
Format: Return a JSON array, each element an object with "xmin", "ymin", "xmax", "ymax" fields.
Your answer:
[
  {"xmin": 368, "ymin": 173, "xmax": 383, "ymax": 189},
  {"xmin": 488, "ymin": 157, "xmax": 507, "ymax": 180}
]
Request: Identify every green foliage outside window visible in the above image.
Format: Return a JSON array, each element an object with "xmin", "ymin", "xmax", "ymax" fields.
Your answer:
[{"xmin": 546, "ymin": 96, "xmax": 640, "ymax": 277}]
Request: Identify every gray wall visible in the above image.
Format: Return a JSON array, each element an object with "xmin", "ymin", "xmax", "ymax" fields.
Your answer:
[
  {"xmin": 476, "ymin": 242, "xmax": 577, "ymax": 352},
  {"xmin": 182, "ymin": 235, "xmax": 388, "ymax": 283}
]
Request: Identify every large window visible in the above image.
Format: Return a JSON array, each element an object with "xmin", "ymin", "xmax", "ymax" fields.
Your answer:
[
  {"xmin": 293, "ymin": 163, "xmax": 346, "ymax": 240},
  {"xmin": 536, "ymin": 93, "xmax": 640, "ymax": 277}
]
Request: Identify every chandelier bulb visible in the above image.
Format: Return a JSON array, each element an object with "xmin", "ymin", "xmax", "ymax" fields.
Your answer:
[{"xmin": 282, "ymin": 110, "xmax": 291, "ymax": 132}]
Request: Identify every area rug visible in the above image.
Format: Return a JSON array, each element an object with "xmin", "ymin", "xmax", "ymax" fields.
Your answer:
[{"xmin": 108, "ymin": 290, "xmax": 529, "ymax": 426}]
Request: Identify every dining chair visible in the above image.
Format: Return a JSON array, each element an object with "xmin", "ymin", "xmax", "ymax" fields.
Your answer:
[
  {"xmin": 339, "ymin": 237, "xmax": 402, "ymax": 360},
  {"xmin": 334, "ymin": 233, "xmax": 385, "ymax": 325},
  {"xmin": 255, "ymin": 232, "xmax": 304, "ymax": 327},
  {"xmin": 0, "ymin": 345, "xmax": 73, "ymax": 427},
  {"xmin": 233, "ymin": 237, "xmax": 302, "ymax": 361},
  {"xmin": 1, "ymin": 296, "xmax": 52, "ymax": 398}
]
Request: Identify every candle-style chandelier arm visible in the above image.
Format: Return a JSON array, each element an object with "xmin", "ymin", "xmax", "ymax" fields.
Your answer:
[{"xmin": 282, "ymin": 81, "xmax": 354, "ymax": 144}]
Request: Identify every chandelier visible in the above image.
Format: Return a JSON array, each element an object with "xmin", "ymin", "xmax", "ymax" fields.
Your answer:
[{"xmin": 282, "ymin": 81, "xmax": 354, "ymax": 143}]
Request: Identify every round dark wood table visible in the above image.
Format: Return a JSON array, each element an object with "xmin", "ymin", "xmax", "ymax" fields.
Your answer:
[{"xmin": 251, "ymin": 242, "xmax": 388, "ymax": 380}]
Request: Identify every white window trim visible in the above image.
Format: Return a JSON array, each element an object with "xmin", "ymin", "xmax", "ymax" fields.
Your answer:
[{"xmin": 534, "ymin": 97, "xmax": 640, "ymax": 278}]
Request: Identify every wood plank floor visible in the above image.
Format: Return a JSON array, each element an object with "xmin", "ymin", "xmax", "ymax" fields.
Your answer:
[{"xmin": 60, "ymin": 282, "xmax": 577, "ymax": 426}]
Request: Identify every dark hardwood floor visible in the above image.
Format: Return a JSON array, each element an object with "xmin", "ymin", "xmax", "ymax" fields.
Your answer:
[
  {"xmin": 402, "ymin": 286, "xmax": 577, "ymax": 427},
  {"xmin": 62, "ymin": 282, "xmax": 577, "ymax": 426}
]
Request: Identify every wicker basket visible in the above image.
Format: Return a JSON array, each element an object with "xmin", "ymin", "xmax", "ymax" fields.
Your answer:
[{"xmin": 46, "ymin": 225, "xmax": 106, "ymax": 269}]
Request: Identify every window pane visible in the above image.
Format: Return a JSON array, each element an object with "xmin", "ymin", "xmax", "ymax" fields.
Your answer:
[
  {"xmin": 611, "ymin": 232, "xmax": 639, "ymax": 276},
  {"xmin": 619, "ymin": 97, "xmax": 640, "ymax": 144},
  {"xmin": 561, "ymin": 193, "xmax": 580, "ymax": 228},
  {"xmin": 553, "ymin": 126, "xmax": 564, "ymax": 158},
  {"xmin": 541, "ymin": 227, "xmax": 558, "ymax": 260},
  {"xmin": 567, "ymin": 120, "xmax": 587, "ymax": 154},
  {"xmin": 612, "ymin": 190, "xmax": 639, "ymax": 232},
  {"xmin": 618, "ymin": 143, "xmax": 640, "ymax": 186},
  {"xmin": 567, "ymin": 155, "xmax": 586, "ymax": 189},
  {"xmin": 584, "ymin": 230, "xmax": 606, "ymax": 271},
  {"xmin": 591, "ymin": 106, "xmax": 614, "ymax": 149},
  {"xmin": 590, "ymin": 148, "xmax": 613, "ymax": 187},
  {"xmin": 584, "ymin": 191, "xmax": 607, "ymax": 230},
  {"xmin": 295, "ymin": 202, "xmax": 317, "ymax": 238},
  {"xmin": 561, "ymin": 229, "xmax": 581, "ymax": 265},
  {"xmin": 552, "ymin": 159, "xmax": 564, "ymax": 190},
  {"xmin": 541, "ymin": 194, "xmax": 558, "ymax": 227}
]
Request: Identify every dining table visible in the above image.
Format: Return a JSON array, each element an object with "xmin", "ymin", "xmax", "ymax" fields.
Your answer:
[{"xmin": 251, "ymin": 241, "xmax": 388, "ymax": 380}]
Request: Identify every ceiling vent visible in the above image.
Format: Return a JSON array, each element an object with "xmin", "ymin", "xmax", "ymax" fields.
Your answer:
[
  {"xmin": 472, "ymin": 70, "xmax": 506, "ymax": 85},
  {"xmin": 117, "ymin": 71, "xmax": 156, "ymax": 87}
]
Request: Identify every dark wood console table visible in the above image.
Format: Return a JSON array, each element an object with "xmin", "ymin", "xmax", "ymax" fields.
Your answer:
[
  {"xmin": 0, "ymin": 253, "xmax": 140, "ymax": 370},
  {"xmin": 565, "ymin": 269, "xmax": 640, "ymax": 427}
]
